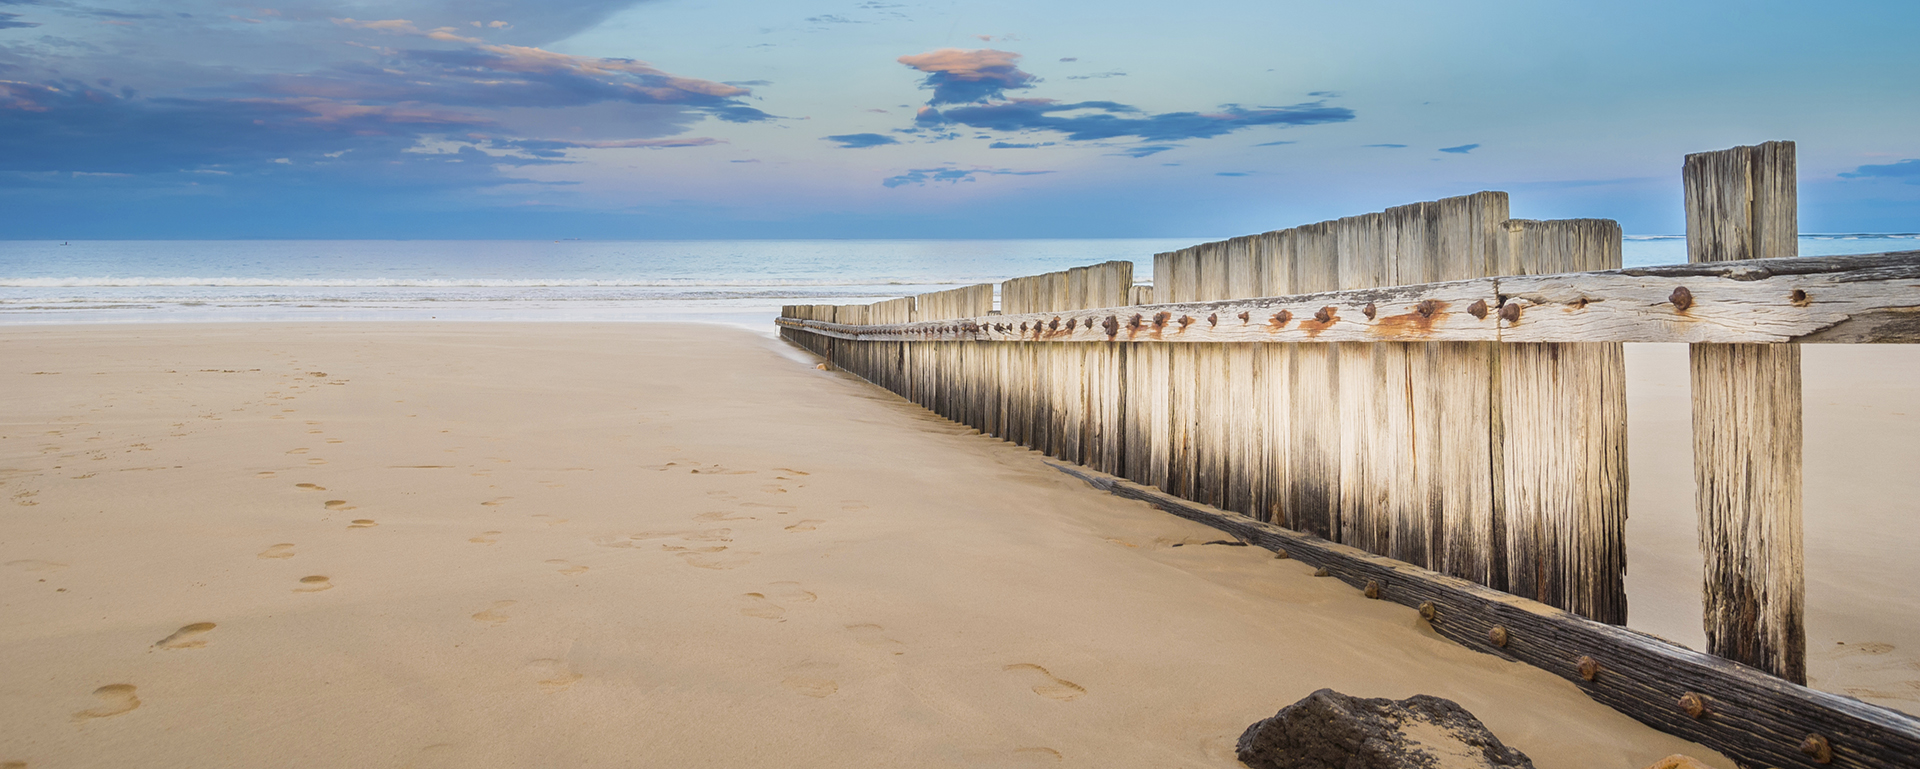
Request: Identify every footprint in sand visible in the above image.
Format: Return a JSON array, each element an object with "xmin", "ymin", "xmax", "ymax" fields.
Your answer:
[
  {"xmin": 840, "ymin": 501, "xmax": 869, "ymax": 512},
  {"xmin": 480, "ymin": 497, "xmax": 511, "ymax": 507},
  {"xmin": 785, "ymin": 520, "xmax": 825, "ymax": 532},
  {"xmin": 694, "ymin": 511, "xmax": 749, "ymax": 522},
  {"xmin": 258, "ymin": 543, "xmax": 297, "ymax": 559},
  {"xmin": 472, "ymin": 600, "xmax": 515, "ymax": 625},
  {"xmin": 525, "ymin": 658, "xmax": 583, "ymax": 693},
  {"xmin": 295, "ymin": 483, "xmax": 325, "ymax": 491},
  {"xmin": 468, "ymin": 531, "xmax": 502, "ymax": 544},
  {"xmin": 774, "ymin": 468, "xmax": 811, "ymax": 476},
  {"xmin": 768, "ymin": 582, "xmax": 817, "ymax": 603},
  {"xmin": 760, "ymin": 485, "xmax": 789, "ymax": 494},
  {"xmin": 5, "ymin": 559, "xmax": 68, "ymax": 573},
  {"xmin": 545, "ymin": 559, "xmax": 589, "ymax": 576},
  {"xmin": 295, "ymin": 575, "xmax": 333, "ymax": 593},
  {"xmin": 324, "ymin": 500, "xmax": 353, "ymax": 510},
  {"xmin": 256, "ymin": 471, "xmax": 277, "ymax": 478},
  {"xmin": 71, "ymin": 684, "xmax": 140, "ymax": 722},
  {"xmin": 781, "ymin": 677, "xmax": 838, "ymax": 698},
  {"xmin": 286, "ymin": 448, "xmax": 309, "ymax": 455},
  {"xmin": 348, "ymin": 519, "xmax": 377, "ymax": 528},
  {"xmin": 739, "ymin": 593, "xmax": 786, "ymax": 620},
  {"xmin": 846, "ymin": 623, "xmax": 905, "ymax": 655},
  {"xmin": 307, "ymin": 459, "xmax": 327, "ymax": 465},
  {"xmin": 678, "ymin": 551, "xmax": 755, "ymax": 570},
  {"xmin": 153, "ymin": 622, "xmax": 216, "ymax": 650},
  {"xmin": 1012, "ymin": 747, "xmax": 1064, "ymax": 765},
  {"xmin": 325, "ymin": 439, "xmax": 344, "ymax": 444},
  {"xmin": 1004, "ymin": 664, "xmax": 1085, "ymax": 701},
  {"xmin": 662, "ymin": 544, "xmax": 729, "ymax": 554}
]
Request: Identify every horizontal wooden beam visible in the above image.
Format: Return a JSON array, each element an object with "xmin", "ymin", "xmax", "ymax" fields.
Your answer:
[
  {"xmin": 776, "ymin": 251, "xmax": 1920, "ymax": 345},
  {"xmin": 1046, "ymin": 462, "xmax": 1920, "ymax": 769}
]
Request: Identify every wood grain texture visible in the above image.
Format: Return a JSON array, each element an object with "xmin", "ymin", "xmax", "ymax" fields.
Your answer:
[
  {"xmin": 1685, "ymin": 141, "xmax": 1806, "ymax": 684},
  {"xmin": 1048, "ymin": 462, "xmax": 1920, "ymax": 769}
]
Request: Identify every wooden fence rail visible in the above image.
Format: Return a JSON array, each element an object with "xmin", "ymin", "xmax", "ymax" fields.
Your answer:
[{"xmin": 775, "ymin": 141, "xmax": 1920, "ymax": 768}]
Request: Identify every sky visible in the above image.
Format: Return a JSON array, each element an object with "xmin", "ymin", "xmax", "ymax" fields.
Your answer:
[{"xmin": 1, "ymin": 0, "xmax": 1916, "ymax": 239}]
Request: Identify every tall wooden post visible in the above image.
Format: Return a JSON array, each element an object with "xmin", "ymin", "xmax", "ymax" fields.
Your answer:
[{"xmin": 1684, "ymin": 141, "xmax": 1806, "ymax": 683}]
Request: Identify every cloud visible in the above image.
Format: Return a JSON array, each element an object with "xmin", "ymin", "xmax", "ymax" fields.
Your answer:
[
  {"xmin": 1216, "ymin": 172, "xmax": 1250, "ymax": 176},
  {"xmin": 824, "ymin": 132, "xmax": 899, "ymax": 148},
  {"xmin": 1840, "ymin": 158, "xmax": 1920, "ymax": 183},
  {"xmin": 988, "ymin": 141, "xmax": 1053, "ymax": 149},
  {"xmin": 919, "ymin": 99, "xmax": 1353, "ymax": 142},
  {"xmin": 1365, "ymin": 143, "xmax": 1407, "ymax": 148},
  {"xmin": 483, "ymin": 136, "xmax": 724, "ymax": 158},
  {"xmin": 1058, "ymin": 57, "xmax": 1077, "ymax": 62},
  {"xmin": 1107, "ymin": 145, "xmax": 1177, "ymax": 158},
  {"xmin": 896, "ymin": 48, "xmax": 1036, "ymax": 105},
  {"xmin": 1308, "ymin": 90, "xmax": 1341, "ymax": 97},
  {"xmin": 808, "ymin": 14, "xmax": 860, "ymax": 24},
  {"xmin": 1439, "ymin": 143, "xmax": 1479, "ymax": 154},
  {"xmin": 1064, "ymin": 71, "xmax": 1125, "ymax": 80},
  {"xmin": 0, "ymin": 11, "xmax": 39, "ymax": 28},
  {"xmin": 1254, "ymin": 140, "xmax": 1296, "ymax": 146},
  {"xmin": 882, "ymin": 165, "xmax": 1052, "ymax": 188}
]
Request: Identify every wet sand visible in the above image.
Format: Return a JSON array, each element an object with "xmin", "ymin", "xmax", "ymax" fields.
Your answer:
[{"xmin": 2, "ymin": 323, "xmax": 1909, "ymax": 767}]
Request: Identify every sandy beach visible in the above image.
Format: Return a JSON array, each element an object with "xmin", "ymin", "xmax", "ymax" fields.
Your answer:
[{"xmin": 3, "ymin": 323, "xmax": 1914, "ymax": 768}]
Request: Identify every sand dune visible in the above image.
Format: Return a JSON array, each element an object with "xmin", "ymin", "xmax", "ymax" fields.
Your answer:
[{"xmin": 2, "ymin": 323, "xmax": 1910, "ymax": 767}]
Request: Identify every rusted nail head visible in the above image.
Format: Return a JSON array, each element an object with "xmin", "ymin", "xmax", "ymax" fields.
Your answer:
[
  {"xmin": 1799, "ymin": 733, "xmax": 1833, "ymax": 763},
  {"xmin": 1576, "ymin": 655, "xmax": 1600, "ymax": 681},
  {"xmin": 1415, "ymin": 299, "xmax": 1437, "ymax": 318},
  {"xmin": 1468, "ymin": 299, "xmax": 1490, "ymax": 320},
  {"xmin": 1050, "ymin": 317, "xmax": 1061, "ymax": 330},
  {"xmin": 1238, "ymin": 311, "xmax": 1250, "ymax": 323},
  {"xmin": 1178, "ymin": 315, "xmax": 1193, "ymax": 328},
  {"xmin": 1019, "ymin": 322, "xmax": 1028, "ymax": 332},
  {"xmin": 1363, "ymin": 302, "xmax": 1377, "ymax": 320},
  {"xmin": 1065, "ymin": 317, "xmax": 1077, "ymax": 331},
  {"xmin": 1670, "ymin": 286, "xmax": 1694, "ymax": 311},
  {"xmin": 1129, "ymin": 314, "xmax": 1143, "ymax": 329},
  {"xmin": 1488, "ymin": 625, "xmax": 1509, "ymax": 647},
  {"xmin": 1313, "ymin": 306, "xmax": 1333, "ymax": 324},
  {"xmin": 1678, "ymin": 691, "xmax": 1709, "ymax": 718},
  {"xmin": 1363, "ymin": 580, "xmax": 1381, "ymax": 599},
  {"xmin": 1499, "ymin": 302, "xmax": 1521, "ymax": 323},
  {"xmin": 1791, "ymin": 288, "xmax": 1811, "ymax": 306},
  {"xmin": 1207, "ymin": 313, "xmax": 1218, "ymax": 327},
  {"xmin": 1418, "ymin": 602, "xmax": 1437, "ymax": 621},
  {"xmin": 1153, "ymin": 311, "xmax": 1170, "ymax": 327},
  {"xmin": 1275, "ymin": 310, "xmax": 1292, "ymax": 325}
]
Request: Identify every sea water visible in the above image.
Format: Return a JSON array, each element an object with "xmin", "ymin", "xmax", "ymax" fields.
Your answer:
[{"xmin": 1, "ymin": 235, "xmax": 1912, "ymax": 330}]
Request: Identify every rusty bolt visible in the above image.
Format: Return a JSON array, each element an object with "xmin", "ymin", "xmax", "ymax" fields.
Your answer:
[
  {"xmin": 1313, "ymin": 306, "xmax": 1334, "ymax": 324},
  {"xmin": 1791, "ymin": 288, "xmax": 1811, "ymax": 307},
  {"xmin": 1178, "ymin": 315, "xmax": 1194, "ymax": 328},
  {"xmin": 1577, "ymin": 656, "xmax": 1600, "ymax": 682},
  {"xmin": 1103, "ymin": 316, "xmax": 1119, "ymax": 336},
  {"xmin": 1238, "ymin": 311, "xmax": 1251, "ymax": 323},
  {"xmin": 1129, "ymin": 314, "xmax": 1143, "ymax": 330},
  {"xmin": 1363, "ymin": 302, "xmax": 1377, "ymax": 320},
  {"xmin": 1065, "ymin": 317, "xmax": 1077, "ymax": 331},
  {"xmin": 1468, "ymin": 299, "xmax": 1490, "ymax": 320},
  {"xmin": 1488, "ymin": 625, "xmax": 1509, "ymax": 647},
  {"xmin": 1153, "ymin": 311, "xmax": 1171, "ymax": 328},
  {"xmin": 1273, "ymin": 548, "xmax": 1289, "ymax": 560},
  {"xmin": 1572, "ymin": 297, "xmax": 1590, "ymax": 310},
  {"xmin": 1799, "ymin": 733, "xmax": 1833, "ymax": 764},
  {"xmin": 1499, "ymin": 302, "xmax": 1521, "ymax": 323},
  {"xmin": 1312, "ymin": 567, "xmax": 1330, "ymax": 577},
  {"xmin": 1019, "ymin": 322, "xmax": 1029, "ymax": 333},
  {"xmin": 1415, "ymin": 299, "xmax": 1438, "ymax": 318},
  {"xmin": 1364, "ymin": 580, "xmax": 1381, "ymax": 599},
  {"xmin": 1670, "ymin": 286, "xmax": 1694, "ymax": 312},
  {"xmin": 1273, "ymin": 310, "xmax": 1293, "ymax": 325},
  {"xmin": 1418, "ymin": 602, "xmax": 1437, "ymax": 621},
  {"xmin": 1678, "ymin": 692, "xmax": 1709, "ymax": 719},
  {"xmin": 1208, "ymin": 312, "xmax": 1218, "ymax": 327}
]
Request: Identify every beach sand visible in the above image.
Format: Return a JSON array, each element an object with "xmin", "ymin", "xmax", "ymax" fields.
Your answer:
[{"xmin": 1, "ymin": 323, "xmax": 1912, "ymax": 768}]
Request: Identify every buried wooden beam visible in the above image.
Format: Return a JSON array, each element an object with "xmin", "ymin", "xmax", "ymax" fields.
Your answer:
[
  {"xmin": 775, "ymin": 250, "xmax": 1920, "ymax": 345},
  {"xmin": 1045, "ymin": 462, "xmax": 1920, "ymax": 769}
]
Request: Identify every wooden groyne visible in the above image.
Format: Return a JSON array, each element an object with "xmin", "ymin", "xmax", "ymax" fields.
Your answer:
[{"xmin": 778, "ymin": 142, "xmax": 1920, "ymax": 769}]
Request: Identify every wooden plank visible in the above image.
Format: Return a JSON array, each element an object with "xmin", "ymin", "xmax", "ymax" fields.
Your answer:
[
  {"xmin": 1047, "ymin": 462, "xmax": 1920, "ymax": 769},
  {"xmin": 1496, "ymin": 218, "xmax": 1629, "ymax": 624},
  {"xmin": 1291, "ymin": 221, "xmax": 1341, "ymax": 539},
  {"xmin": 1253, "ymin": 229, "xmax": 1296, "ymax": 525},
  {"xmin": 1686, "ymin": 140, "xmax": 1807, "ymax": 684},
  {"xmin": 1429, "ymin": 192, "xmax": 1505, "ymax": 586},
  {"xmin": 772, "ymin": 250, "xmax": 1920, "ymax": 344}
]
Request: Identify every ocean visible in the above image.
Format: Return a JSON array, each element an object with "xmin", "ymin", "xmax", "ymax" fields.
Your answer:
[{"xmin": 1, "ymin": 235, "xmax": 1913, "ymax": 330}]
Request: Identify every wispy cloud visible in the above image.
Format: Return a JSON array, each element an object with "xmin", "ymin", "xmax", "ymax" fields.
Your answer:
[
  {"xmin": 1254, "ymin": 140, "xmax": 1296, "ymax": 147},
  {"xmin": 896, "ymin": 48, "xmax": 1036, "ymax": 105},
  {"xmin": 1439, "ymin": 143, "xmax": 1479, "ymax": 154},
  {"xmin": 919, "ymin": 99, "xmax": 1353, "ymax": 143},
  {"xmin": 1064, "ymin": 71, "xmax": 1125, "ymax": 80},
  {"xmin": 988, "ymin": 141, "xmax": 1053, "ymax": 149},
  {"xmin": 881, "ymin": 165, "xmax": 1052, "ymax": 188},
  {"xmin": 0, "ymin": 11, "xmax": 40, "ymax": 29},
  {"xmin": 1107, "ymin": 144, "xmax": 1177, "ymax": 158},
  {"xmin": 824, "ymin": 132, "xmax": 899, "ymax": 148},
  {"xmin": 1840, "ymin": 158, "xmax": 1920, "ymax": 183}
]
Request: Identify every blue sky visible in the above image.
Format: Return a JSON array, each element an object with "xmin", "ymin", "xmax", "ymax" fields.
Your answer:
[{"xmin": 1, "ymin": 0, "xmax": 1916, "ymax": 238}]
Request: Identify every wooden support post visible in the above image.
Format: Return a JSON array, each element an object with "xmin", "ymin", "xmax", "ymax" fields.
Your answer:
[{"xmin": 1684, "ymin": 141, "xmax": 1806, "ymax": 683}]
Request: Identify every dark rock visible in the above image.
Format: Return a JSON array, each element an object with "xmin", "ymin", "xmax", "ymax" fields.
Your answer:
[{"xmin": 1237, "ymin": 688, "xmax": 1534, "ymax": 769}]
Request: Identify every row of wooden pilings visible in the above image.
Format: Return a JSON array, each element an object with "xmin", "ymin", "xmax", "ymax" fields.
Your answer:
[{"xmin": 781, "ymin": 142, "xmax": 1807, "ymax": 685}]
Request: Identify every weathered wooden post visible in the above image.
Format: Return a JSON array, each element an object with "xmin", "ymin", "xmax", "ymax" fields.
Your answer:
[{"xmin": 1684, "ymin": 140, "xmax": 1806, "ymax": 683}]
